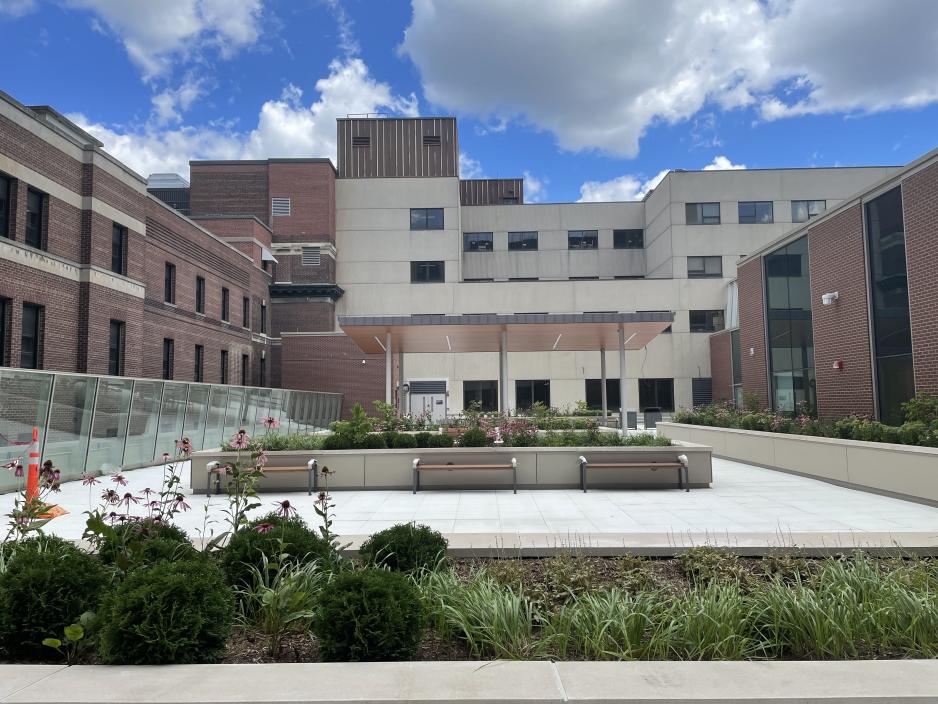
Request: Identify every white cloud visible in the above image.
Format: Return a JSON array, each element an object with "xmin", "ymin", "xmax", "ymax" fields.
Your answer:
[
  {"xmin": 151, "ymin": 75, "xmax": 206, "ymax": 125},
  {"xmin": 522, "ymin": 170, "xmax": 547, "ymax": 203},
  {"xmin": 578, "ymin": 170, "xmax": 668, "ymax": 203},
  {"xmin": 65, "ymin": 0, "xmax": 263, "ymax": 79},
  {"xmin": 0, "ymin": 0, "xmax": 36, "ymax": 17},
  {"xmin": 70, "ymin": 57, "xmax": 418, "ymax": 177},
  {"xmin": 401, "ymin": 0, "xmax": 938, "ymax": 157},
  {"xmin": 702, "ymin": 155, "xmax": 746, "ymax": 171},
  {"xmin": 459, "ymin": 152, "xmax": 484, "ymax": 179}
]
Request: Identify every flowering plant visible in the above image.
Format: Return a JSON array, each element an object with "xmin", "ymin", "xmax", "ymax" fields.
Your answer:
[{"xmin": 3, "ymin": 458, "xmax": 62, "ymax": 541}]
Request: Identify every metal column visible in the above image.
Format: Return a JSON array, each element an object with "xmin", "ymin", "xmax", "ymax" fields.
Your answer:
[
  {"xmin": 499, "ymin": 329, "xmax": 508, "ymax": 414},
  {"xmin": 398, "ymin": 352, "xmax": 406, "ymax": 414},
  {"xmin": 385, "ymin": 331, "xmax": 392, "ymax": 404},
  {"xmin": 618, "ymin": 326, "xmax": 626, "ymax": 426},
  {"xmin": 600, "ymin": 345, "xmax": 607, "ymax": 424}
]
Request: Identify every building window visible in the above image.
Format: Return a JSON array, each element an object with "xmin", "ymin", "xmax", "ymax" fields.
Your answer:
[
  {"xmin": 162, "ymin": 338, "xmax": 174, "ymax": 380},
  {"xmin": 271, "ymin": 197, "xmax": 291, "ymax": 217},
  {"xmin": 866, "ymin": 186, "xmax": 913, "ymax": 424},
  {"xmin": 111, "ymin": 223, "xmax": 127, "ymax": 274},
  {"xmin": 687, "ymin": 255, "xmax": 723, "ymax": 278},
  {"xmin": 164, "ymin": 263, "xmax": 176, "ymax": 304},
  {"xmin": 241, "ymin": 354, "xmax": 249, "ymax": 386},
  {"xmin": 692, "ymin": 378, "xmax": 713, "ymax": 406},
  {"xmin": 221, "ymin": 287, "xmax": 229, "ymax": 322},
  {"xmin": 685, "ymin": 202, "xmax": 721, "ymax": 225},
  {"xmin": 260, "ymin": 303, "xmax": 267, "ymax": 334},
  {"xmin": 638, "ymin": 378, "xmax": 674, "ymax": 412},
  {"xmin": 220, "ymin": 350, "xmax": 229, "ymax": 384},
  {"xmin": 410, "ymin": 208, "xmax": 444, "ymax": 230},
  {"xmin": 585, "ymin": 379, "xmax": 621, "ymax": 411},
  {"xmin": 791, "ymin": 199, "xmax": 826, "ymax": 223},
  {"xmin": 738, "ymin": 201, "xmax": 774, "ymax": 224},
  {"xmin": 568, "ymin": 230, "xmax": 598, "ymax": 249},
  {"xmin": 195, "ymin": 276, "xmax": 205, "ymax": 314},
  {"xmin": 20, "ymin": 303, "xmax": 43, "ymax": 369},
  {"xmin": 0, "ymin": 173, "xmax": 10, "ymax": 239},
  {"xmin": 411, "ymin": 260, "xmax": 445, "ymax": 283},
  {"xmin": 194, "ymin": 345, "xmax": 204, "ymax": 382},
  {"xmin": 689, "ymin": 309, "xmax": 725, "ymax": 332},
  {"xmin": 108, "ymin": 320, "xmax": 125, "ymax": 376},
  {"xmin": 259, "ymin": 357, "xmax": 266, "ymax": 386},
  {"xmin": 0, "ymin": 297, "xmax": 9, "ymax": 366},
  {"xmin": 463, "ymin": 232, "xmax": 493, "ymax": 252},
  {"xmin": 243, "ymin": 296, "xmax": 250, "ymax": 329},
  {"xmin": 515, "ymin": 379, "xmax": 550, "ymax": 411},
  {"xmin": 613, "ymin": 229, "xmax": 643, "ymax": 248},
  {"xmin": 463, "ymin": 380, "xmax": 498, "ymax": 412},
  {"xmin": 301, "ymin": 247, "xmax": 321, "ymax": 266},
  {"xmin": 508, "ymin": 231, "xmax": 538, "ymax": 250},
  {"xmin": 764, "ymin": 236, "xmax": 815, "ymax": 413},
  {"xmin": 25, "ymin": 188, "xmax": 46, "ymax": 249}
]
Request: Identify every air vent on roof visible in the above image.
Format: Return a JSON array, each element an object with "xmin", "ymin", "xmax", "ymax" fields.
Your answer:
[
  {"xmin": 352, "ymin": 135, "xmax": 370, "ymax": 147},
  {"xmin": 301, "ymin": 247, "xmax": 321, "ymax": 266},
  {"xmin": 271, "ymin": 197, "xmax": 291, "ymax": 217},
  {"xmin": 423, "ymin": 134, "xmax": 441, "ymax": 146}
]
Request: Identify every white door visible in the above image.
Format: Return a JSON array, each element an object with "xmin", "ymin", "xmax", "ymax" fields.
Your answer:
[{"xmin": 408, "ymin": 380, "xmax": 448, "ymax": 422}]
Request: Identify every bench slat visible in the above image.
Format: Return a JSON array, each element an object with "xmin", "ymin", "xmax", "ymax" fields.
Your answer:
[
  {"xmin": 261, "ymin": 467, "xmax": 310, "ymax": 473},
  {"xmin": 418, "ymin": 464, "xmax": 514, "ymax": 470},
  {"xmin": 584, "ymin": 462, "xmax": 681, "ymax": 469}
]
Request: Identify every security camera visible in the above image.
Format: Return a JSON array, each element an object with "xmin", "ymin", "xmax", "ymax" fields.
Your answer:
[{"xmin": 821, "ymin": 292, "xmax": 839, "ymax": 305}]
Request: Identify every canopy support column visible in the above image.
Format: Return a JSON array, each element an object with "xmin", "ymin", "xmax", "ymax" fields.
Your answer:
[
  {"xmin": 600, "ymin": 345, "xmax": 607, "ymax": 424},
  {"xmin": 398, "ymin": 351, "xmax": 406, "ymax": 414},
  {"xmin": 618, "ymin": 326, "xmax": 626, "ymax": 434},
  {"xmin": 385, "ymin": 332, "xmax": 392, "ymax": 405},
  {"xmin": 499, "ymin": 329, "xmax": 508, "ymax": 414}
]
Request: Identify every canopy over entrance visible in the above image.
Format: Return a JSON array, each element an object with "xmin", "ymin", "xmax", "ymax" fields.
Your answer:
[{"xmin": 337, "ymin": 312, "xmax": 674, "ymax": 419}]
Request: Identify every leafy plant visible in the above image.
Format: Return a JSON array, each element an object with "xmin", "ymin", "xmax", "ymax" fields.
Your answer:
[
  {"xmin": 96, "ymin": 519, "xmax": 194, "ymax": 570},
  {"xmin": 42, "ymin": 611, "xmax": 95, "ymax": 665},
  {"xmin": 311, "ymin": 568, "xmax": 424, "ymax": 661},
  {"xmin": 902, "ymin": 392, "xmax": 938, "ymax": 424},
  {"xmin": 359, "ymin": 523, "xmax": 448, "ymax": 573},
  {"xmin": 97, "ymin": 558, "xmax": 233, "ymax": 665},
  {"xmin": 542, "ymin": 589, "xmax": 656, "ymax": 660},
  {"xmin": 678, "ymin": 546, "xmax": 751, "ymax": 586}
]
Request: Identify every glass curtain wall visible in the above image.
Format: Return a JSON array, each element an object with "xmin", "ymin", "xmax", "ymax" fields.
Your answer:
[
  {"xmin": 0, "ymin": 369, "xmax": 342, "ymax": 493},
  {"xmin": 866, "ymin": 187, "xmax": 914, "ymax": 425},
  {"xmin": 764, "ymin": 236, "xmax": 815, "ymax": 412}
]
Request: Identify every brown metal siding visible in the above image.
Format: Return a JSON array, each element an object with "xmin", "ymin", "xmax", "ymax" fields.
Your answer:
[
  {"xmin": 460, "ymin": 179, "xmax": 525, "ymax": 205},
  {"xmin": 337, "ymin": 118, "xmax": 458, "ymax": 178}
]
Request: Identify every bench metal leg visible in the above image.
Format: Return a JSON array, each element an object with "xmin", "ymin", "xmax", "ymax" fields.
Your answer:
[
  {"xmin": 683, "ymin": 464, "xmax": 689, "ymax": 492},
  {"xmin": 412, "ymin": 458, "xmax": 420, "ymax": 494},
  {"xmin": 579, "ymin": 456, "xmax": 588, "ymax": 492},
  {"xmin": 677, "ymin": 465, "xmax": 683, "ymax": 491},
  {"xmin": 511, "ymin": 458, "xmax": 517, "ymax": 494}
]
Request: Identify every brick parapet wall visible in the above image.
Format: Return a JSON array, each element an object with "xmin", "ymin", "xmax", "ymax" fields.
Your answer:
[
  {"xmin": 189, "ymin": 163, "xmax": 269, "ymax": 223},
  {"xmin": 708, "ymin": 329, "xmax": 734, "ymax": 403},
  {"xmin": 736, "ymin": 257, "xmax": 769, "ymax": 408},
  {"xmin": 267, "ymin": 162, "xmax": 335, "ymax": 244}
]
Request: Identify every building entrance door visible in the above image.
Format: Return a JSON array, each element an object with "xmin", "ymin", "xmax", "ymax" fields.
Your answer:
[{"xmin": 408, "ymin": 380, "xmax": 448, "ymax": 422}]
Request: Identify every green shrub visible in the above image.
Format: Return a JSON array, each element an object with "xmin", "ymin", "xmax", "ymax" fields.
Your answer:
[
  {"xmin": 220, "ymin": 513, "xmax": 333, "ymax": 586},
  {"xmin": 391, "ymin": 433, "xmax": 418, "ymax": 449},
  {"xmin": 97, "ymin": 519, "xmax": 193, "ymax": 568},
  {"xmin": 311, "ymin": 568, "xmax": 424, "ymax": 661},
  {"xmin": 97, "ymin": 558, "xmax": 233, "ymax": 664},
  {"xmin": 362, "ymin": 433, "xmax": 389, "ymax": 449},
  {"xmin": 359, "ymin": 523, "xmax": 448, "ymax": 572},
  {"xmin": 898, "ymin": 421, "xmax": 928, "ymax": 446},
  {"xmin": 902, "ymin": 392, "xmax": 938, "ymax": 424},
  {"xmin": 0, "ymin": 536, "xmax": 111, "ymax": 659},
  {"xmin": 414, "ymin": 431, "xmax": 432, "ymax": 447},
  {"xmin": 458, "ymin": 427, "xmax": 490, "ymax": 447},
  {"xmin": 321, "ymin": 433, "xmax": 349, "ymax": 450},
  {"xmin": 425, "ymin": 433, "xmax": 454, "ymax": 448},
  {"xmin": 260, "ymin": 433, "xmax": 323, "ymax": 451}
]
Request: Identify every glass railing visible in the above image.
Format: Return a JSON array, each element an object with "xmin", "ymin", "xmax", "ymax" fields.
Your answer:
[{"xmin": 0, "ymin": 368, "xmax": 342, "ymax": 493}]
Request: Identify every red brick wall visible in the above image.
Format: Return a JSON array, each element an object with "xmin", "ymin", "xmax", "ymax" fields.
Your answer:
[
  {"xmin": 270, "ymin": 299, "xmax": 335, "ymax": 336},
  {"xmin": 276, "ymin": 252, "xmax": 336, "ymax": 284},
  {"xmin": 189, "ymin": 162, "xmax": 269, "ymax": 223},
  {"xmin": 708, "ymin": 329, "xmax": 733, "ymax": 403},
  {"xmin": 78, "ymin": 284, "xmax": 145, "ymax": 376},
  {"xmin": 736, "ymin": 257, "xmax": 769, "ymax": 408},
  {"xmin": 0, "ymin": 113, "xmax": 83, "ymax": 193},
  {"xmin": 807, "ymin": 203, "xmax": 876, "ymax": 419},
  {"xmin": 267, "ymin": 162, "xmax": 335, "ymax": 244},
  {"xmin": 281, "ymin": 334, "xmax": 383, "ymax": 418},
  {"xmin": 902, "ymin": 160, "xmax": 938, "ymax": 397}
]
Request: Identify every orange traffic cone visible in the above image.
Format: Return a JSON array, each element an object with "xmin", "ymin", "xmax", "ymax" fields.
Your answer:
[{"xmin": 25, "ymin": 427, "xmax": 67, "ymax": 519}]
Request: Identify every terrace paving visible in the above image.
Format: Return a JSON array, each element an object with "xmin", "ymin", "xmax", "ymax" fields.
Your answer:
[{"xmin": 2, "ymin": 457, "xmax": 936, "ymax": 552}]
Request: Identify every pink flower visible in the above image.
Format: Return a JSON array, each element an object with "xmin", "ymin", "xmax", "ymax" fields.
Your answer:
[
  {"xmin": 14, "ymin": 464, "xmax": 24, "ymax": 478},
  {"xmin": 176, "ymin": 437, "xmax": 192, "ymax": 455},
  {"xmin": 172, "ymin": 494, "xmax": 191, "ymax": 512},
  {"xmin": 101, "ymin": 488, "xmax": 120, "ymax": 505},
  {"xmin": 120, "ymin": 492, "xmax": 140, "ymax": 509},
  {"xmin": 229, "ymin": 429, "xmax": 250, "ymax": 450},
  {"xmin": 82, "ymin": 473, "xmax": 99, "ymax": 486},
  {"xmin": 261, "ymin": 416, "xmax": 280, "ymax": 429},
  {"xmin": 274, "ymin": 499, "xmax": 297, "ymax": 519},
  {"xmin": 255, "ymin": 450, "xmax": 269, "ymax": 468},
  {"xmin": 162, "ymin": 452, "xmax": 171, "ymax": 462},
  {"xmin": 254, "ymin": 522, "xmax": 275, "ymax": 534},
  {"xmin": 111, "ymin": 473, "xmax": 128, "ymax": 487}
]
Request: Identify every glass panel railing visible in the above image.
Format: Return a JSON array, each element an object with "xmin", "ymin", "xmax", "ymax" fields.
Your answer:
[
  {"xmin": 182, "ymin": 384, "xmax": 211, "ymax": 451},
  {"xmin": 204, "ymin": 385, "xmax": 228, "ymax": 450},
  {"xmin": 223, "ymin": 387, "xmax": 245, "ymax": 439},
  {"xmin": 0, "ymin": 370, "xmax": 54, "ymax": 493},
  {"xmin": 42, "ymin": 375, "xmax": 97, "ymax": 482},
  {"xmin": 154, "ymin": 382, "xmax": 188, "ymax": 460},
  {"xmin": 124, "ymin": 380, "xmax": 163, "ymax": 467},
  {"xmin": 87, "ymin": 377, "xmax": 134, "ymax": 476}
]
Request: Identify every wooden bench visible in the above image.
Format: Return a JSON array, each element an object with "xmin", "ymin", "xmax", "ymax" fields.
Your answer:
[
  {"xmin": 207, "ymin": 459, "xmax": 318, "ymax": 496},
  {"xmin": 412, "ymin": 457, "xmax": 517, "ymax": 494},
  {"xmin": 578, "ymin": 454, "xmax": 689, "ymax": 492}
]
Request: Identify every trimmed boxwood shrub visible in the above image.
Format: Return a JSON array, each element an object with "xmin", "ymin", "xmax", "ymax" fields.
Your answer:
[
  {"xmin": 359, "ymin": 523, "xmax": 448, "ymax": 572},
  {"xmin": 391, "ymin": 433, "xmax": 418, "ymax": 449},
  {"xmin": 97, "ymin": 558, "xmax": 232, "ymax": 664},
  {"xmin": 321, "ymin": 432, "xmax": 388, "ymax": 450},
  {"xmin": 220, "ymin": 513, "xmax": 333, "ymax": 586},
  {"xmin": 311, "ymin": 568, "xmax": 423, "ymax": 661},
  {"xmin": 97, "ymin": 519, "xmax": 194, "ymax": 568},
  {"xmin": 425, "ymin": 434, "xmax": 454, "ymax": 448},
  {"xmin": 0, "ymin": 536, "xmax": 111, "ymax": 659},
  {"xmin": 458, "ymin": 427, "xmax": 490, "ymax": 447}
]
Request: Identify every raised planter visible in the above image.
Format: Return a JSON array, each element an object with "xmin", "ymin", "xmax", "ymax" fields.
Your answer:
[
  {"xmin": 190, "ymin": 442, "xmax": 712, "ymax": 493},
  {"xmin": 658, "ymin": 421, "xmax": 938, "ymax": 505}
]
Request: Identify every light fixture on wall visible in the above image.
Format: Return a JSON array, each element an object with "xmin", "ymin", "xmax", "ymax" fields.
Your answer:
[{"xmin": 821, "ymin": 291, "xmax": 839, "ymax": 305}]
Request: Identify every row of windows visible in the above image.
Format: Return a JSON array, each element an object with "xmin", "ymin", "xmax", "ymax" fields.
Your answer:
[
  {"xmin": 163, "ymin": 263, "xmax": 265, "ymax": 333},
  {"xmin": 686, "ymin": 200, "xmax": 827, "ymax": 225},
  {"xmin": 418, "ymin": 257, "xmax": 723, "ymax": 283},
  {"xmin": 462, "ymin": 378, "xmax": 680, "ymax": 413},
  {"xmin": 160, "ymin": 338, "xmax": 262, "ymax": 385},
  {"xmin": 463, "ymin": 229, "xmax": 644, "ymax": 252}
]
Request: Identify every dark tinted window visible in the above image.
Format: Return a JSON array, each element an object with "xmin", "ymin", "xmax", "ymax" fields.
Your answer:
[
  {"xmin": 508, "ymin": 231, "xmax": 538, "ymax": 250},
  {"xmin": 20, "ymin": 303, "xmax": 42, "ymax": 369},
  {"xmin": 25, "ymin": 188, "xmax": 45, "ymax": 248},
  {"xmin": 411, "ymin": 260, "xmax": 444, "ymax": 283},
  {"xmin": 164, "ymin": 263, "xmax": 176, "ymax": 304},
  {"xmin": 738, "ymin": 201, "xmax": 774, "ymax": 224},
  {"xmin": 111, "ymin": 223, "xmax": 127, "ymax": 274},
  {"xmin": 686, "ymin": 202, "xmax": 720, "ymax": 225},
  {"xmin": 613, "ymin": 229, "xmax": 643, "ymax": 248},
  {"xmin": 0, "ymin": 174, "xmax": 10, "ymax": 239},
  {"xmin": 463, "ymin": 380, "xmax": 498, "ymax": 412},
  {"xmin": 568, "ymin": 230, "xmax": 598, "ymax": 249},
  {"xmin": 220, "ymin": 350, "xmax": 229, "ymax": 384},
  {"xmin": 196, "ymin": 276, "xmax": 205, "ymax": 314},
  {"xmin": 241, "ymin": 354, "xmax": 249, "ymax": 385},
  {"xmin": 162, "ymin": 338, "xmax": 174, "ymax": 380},
  {"xmin": 585, "ymin": 379, "xmax": 621, "ymax": 410},
  {"xmin": 689, "ymin": 310, "xmax": 725, "ymax": 332},
  {"xmin": 638, "ymin": 378, "xmax": 674, "ymax": 411},
  {"xmin": 108, "ymin": 320, "xmax": 125, "ymax": 376},
  {"xmin": 260, "ymin": 303, "xmax": 267, "ymax": 334},
  {"xmin": 463, "ymin": 232, "xmax": 493, "ymax": 251},
  {"xmin": 410, "ymin": 208, "xmax": 444, "ymax": 230},
  {"xmin": 243, "ymin": 296, "xmax": 250, "ymax": 328},
  {"xmin": 0, "ymin": 297, "xmax": 8, "ymax": 366},
  {"xmin": 687, "ymin": 255, "xmax": 722, "ymax": 278},
  {"xmin": 194, "ymin": 345, "xmax": 204, "ymax": 382},
  {"xmin": 259, "ymin": 357, "xmax": 266, "ymax": 386},
  {"xmin": 221, "ymin": 288, "xmax": 229, "ymax": 321},
  {"xmin": 515, "ymin": 379, "xmax": 550, "ymax": 411}
]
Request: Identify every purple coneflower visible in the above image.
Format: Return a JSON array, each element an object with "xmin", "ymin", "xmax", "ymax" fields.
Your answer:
[
  {"xmin": 172, "ymin": 494, "xmax": 191, "ymax": 512},
  {"xmin": 274, "ymin": 499, "xmax": 297, "ymax": 519},
  {"xmin": 82, "ymin": 473, "xmax": 99, "ymax": 486},
  {"xmin": 261, "ymin": 416, "xmax": 280, "ymax": 429},
  {"xmin": 120, "ymin": 492, "xmax": 140, "ymax": 510},
  {"xmin": 14, "ymin": 464, "xmax": 24, "ymax": 478},
  {"xmin": 229, "ymin": 429, "xmax": 250, "ymax": 450},
  {"xmin": 111, "ymin": 473, "xmax": 128, "ymax": 487},
  {"xmin": 255, "ymin": 450, "xmax": 269, "ymax": 468},
  {"xmin": 176, "ymin": 437, "xmax": 192, "ymax": 455},
  {"xmin": 254, "ymin": 522, "xmax": 275, "ymax": 534}
]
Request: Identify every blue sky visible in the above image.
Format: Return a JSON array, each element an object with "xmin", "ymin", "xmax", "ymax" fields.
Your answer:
[{"xmin": 2, "ymin": 0, "xmax": 937, "ymax": 202}]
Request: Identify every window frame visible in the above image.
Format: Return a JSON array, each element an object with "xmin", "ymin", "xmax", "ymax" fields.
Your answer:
[
  {"xmin": 689, "ymin": 309, "xmax": 726, "ymax": 333},
  {"xmin": 108, "ymin": 319, "xmax": 125, "ymax": 376},
  {"xmin": 410, "ymin": 260, "xmax": 445, "ymax": 283},
  {"xmin": 613, "ymin": 229, "xmax": 644, "ymax": 249},
  {"xmin": 0, "ymin": 297, "xmax": 9, "ymax": 366},
  {"xmin": 221, "ymin": 287, "xmax": 229, "ymax": 322},
  {"xmin": 738, "ymin": 201, "xmax": 774, "ymax": 224},
  {"xmin": 20, "ymin": 302, "xmax": 43, "ymax": 370},
  {"xmin": 241, "ymin": 354, "xmax": 250, "ymax": 386},
  {"xmin": 568, "ymin": 230, "xmax": 599, "ymax": 250},
  {"xmin": 194, "ymin": 344, "xmax": 204, "ymax": 383},
  {"xmin": 791, "ymin": 199, "xmax": 826, "ymax": 223},
  {"xmin": 507, "ymin": 231, "xmax": 538, "ymax": 251},
  {"xmin": 164, "ymin": 263, "xmax": 176, "ymax": 304},
  {"xmin": 463, "ymin": 232, "xmax": 493, "ymax": 252},
  {"xmin": 462, "ymin": 380, "xmax": 499, "ymax": 413},
  {"xmin": 410, "ymin": 207, "xmax": 444, "ymax": 231},
  {"xmin": 25, "ymin": 187, "xmax": 46, "ymax": 249},
  {"xmin": 687, "ymin": 255, "xmax": 723, "ymax": 278},
  {"xmin": 242, "ymin": 296, "xmax": 250, "ymax": 329},
  {"xmin": 0, "ymin": 173, "xmax": 11, "ymax": 240},
  {"xmin": 686, "ymin": 202, "xmax": 721, "ymax": 225},
  {"xmin": 220, "ymin": 350, "xmax": 229, "ymax": 384},
  {"xmin": 162, "ymin": 338, "xmax": 174, "ymax": 380},
  {"xmin": 111, "ymin": 223, "xmax": 127, "ymax": 275},
  {"xmin": 195, "ymin": 276, "xmax": 205, "ymax": 314},
  {"xmin": 260, "ymin": 303, "xmax": 267, "ymax": 334}
]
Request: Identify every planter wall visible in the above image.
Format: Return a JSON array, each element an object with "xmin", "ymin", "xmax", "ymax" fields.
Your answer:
[
  {"xmin": 658, "ymin": 421, "xmax": 938, "ymax": 505},
  {"xmin": 190, "ymin": 443, "xmax": 712, "ymax": 493}
]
